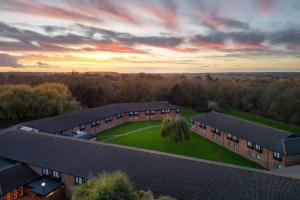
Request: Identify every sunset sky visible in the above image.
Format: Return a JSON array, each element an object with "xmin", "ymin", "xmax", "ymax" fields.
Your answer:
[{"xmin": 0, "ymin": 0, "xmax": 300, "ymax": 73}]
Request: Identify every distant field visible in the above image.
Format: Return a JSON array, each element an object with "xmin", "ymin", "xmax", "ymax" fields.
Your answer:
[{"xmin": 221, "ymin": 107, "xmax": 300, "ymax": 136}]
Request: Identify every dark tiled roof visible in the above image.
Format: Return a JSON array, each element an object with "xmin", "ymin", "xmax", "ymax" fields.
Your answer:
[
  {"xmin": 0, "ymin": 131, "xmax": 300, "ymax": 200},
  {"xmin": 192, "ymin": 112, "xmax": 294, "ymax": 154},
  {"xmin": 284, "ymin": 137, "xmax": 300, "ymax": 155},
  {"xmin": 27, "ymin": 178, "xmax": 62, "ymax": 196},
  {"xmin": 0, "ymin": 163, "xmax": 40, "ymax": 196},
  {"xmin": 21, "ymin": 101, "xmax": 178, "ymax": 134}
]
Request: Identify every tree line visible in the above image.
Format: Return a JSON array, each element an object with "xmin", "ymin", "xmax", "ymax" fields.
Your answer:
[
  {"xmin": 0, "ymin": 72, "xmax": 299, "ymax": 126},
  {"xmin": 0, "ymin": 83, "xmax": 80, "ymax": 125}
]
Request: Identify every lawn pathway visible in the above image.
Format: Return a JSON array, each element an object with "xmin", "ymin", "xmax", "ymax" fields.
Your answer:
[{"xmin": 103, "ymin": 125, "xmax": 161, "ymax": 142}]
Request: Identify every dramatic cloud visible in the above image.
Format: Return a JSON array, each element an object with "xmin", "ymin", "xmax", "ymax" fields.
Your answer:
[
  {"xmin": 140, "ymin": 0, "xmax": 178, "ymax": 29},
  {"xmin": 0, "ymin": 22, "xmax": 189, "ymax": 54},
  {"xmin": 62, "ymin": 0, "xmax": 140, "ymax": 25},
  {"xmin": 190, "ymin": 31, "xmax": 265, "ymax": 51},
  {"xmin": 199, "ymin": 14, "xmax": 249, "ymax": 30},
  {"xmin": 0, "ymin": 0, "xmax": 102, "ymax": 25},
  {"xmin": 0, "ymin": 54, "xmax": 24, "ymax": 68},
  {"xmin": 0, "ymin": 0, "xmax": 299, "ymax": 72},
  {"xmin": 269, "ymin": 29, "xmax": 300, "ymax": 49}
]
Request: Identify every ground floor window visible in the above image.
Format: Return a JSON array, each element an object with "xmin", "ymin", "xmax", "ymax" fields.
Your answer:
[
  {"xmin": 75, "ymin": 176, "xmax": 85, "ymax": 185},
  {"xmin": 6, "ymin": 187, "xmax": 23, "ymax": 200},
  {"xmin": 256, "ymin": 154, "xmax": 263, "ymax": 161},
  {"xmin": 273, "ymin": 162, "xmax": 282, "ymax": 169}
]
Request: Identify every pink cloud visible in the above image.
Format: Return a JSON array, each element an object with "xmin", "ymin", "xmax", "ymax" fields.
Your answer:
[
  {"xmin": 1, "ymin": 0, "xmax": 101, "ymax": 25},
  {"xmin": 141, "ymin": 1, "xmax": 178, "ymax": 29},
  {"xmin": 257, "ymin": 0, "xmax": 273, "ymax": 14}
]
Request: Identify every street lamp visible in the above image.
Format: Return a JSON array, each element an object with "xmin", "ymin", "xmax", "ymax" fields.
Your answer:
[{"xmin": 41, "ymin": 182, "xmax": 46, "ymax": 194}]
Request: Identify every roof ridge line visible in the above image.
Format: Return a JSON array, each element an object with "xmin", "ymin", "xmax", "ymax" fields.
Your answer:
[
  {"xmin": 15, "ymin": 130, "xmax": 300, "ymax": 180},
  {"xmin": 208, "ymin": 111, "xmax": 293, "ymax": 135}
]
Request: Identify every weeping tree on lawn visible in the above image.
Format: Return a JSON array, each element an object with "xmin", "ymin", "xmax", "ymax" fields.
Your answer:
[{"xmin": 161, "ymin": 117, "xmax": 189, "ymax": 143}]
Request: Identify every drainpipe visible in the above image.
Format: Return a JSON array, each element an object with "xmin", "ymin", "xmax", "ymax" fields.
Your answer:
[{"xmin": 266, "ymin": 149, "xmax": 269, "ymax": 169}]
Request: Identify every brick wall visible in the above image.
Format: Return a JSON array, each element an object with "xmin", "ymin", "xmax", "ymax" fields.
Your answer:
[{"xmin": 191, "ymin": 122, "xmax": 286, "ymax": 170}]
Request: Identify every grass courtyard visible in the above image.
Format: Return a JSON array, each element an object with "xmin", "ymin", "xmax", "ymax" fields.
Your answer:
[
  {"xmin": 96, "ymin": 107, "xmax": 263, "ymax": 169},
  {"xmin": 96, "ymin": 107, "xmax": 299, "ymax": 169}
]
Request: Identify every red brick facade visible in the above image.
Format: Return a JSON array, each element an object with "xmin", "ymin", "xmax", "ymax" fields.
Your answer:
[
  {"xmin": 57, "ymin": 109, "xmax": 179, "ymax": 135},
  {"xmin": 191, "ymin": 122, "xmax": 287, "ymax": 170}
]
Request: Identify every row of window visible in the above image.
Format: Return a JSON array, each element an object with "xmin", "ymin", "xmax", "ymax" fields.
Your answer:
[
  {"xmin": 5, "ymin": 187, "xmax": 23, "ymax": 200},
  {"xmin": 195, "ymin": 122, "xmax": 283, "ymax": 164},
  {"xmin": 228, "ymin": 141, "xmax": 239, "ymax": 150},
  {"xmin": 43, "ymin": 168, "xmax": 60, "ymax": 179},
  {"xmin": 247, "ymin": 141, "xmax": 263, "ymax": 153},
  {"xmin": 210, "ymin": 127, "xmax": 221, "ymax": 135},
  {"xmin": 43, "ymin": 168, "xmax": 86, "ymax": 185},
  {"xmin": 79, "ymin": 109, "xmax": 177, "ymax": 130},
  {"xmin": 227, "ymin": 134, "xmax": 239, "ymax": 143},
  {"xmin": 247, "ymin": 151, "xmax": 263, "ymax": 161},
  {"xmin": 145, "ymin": 110, "xmax": 156, "ymax": 115}
]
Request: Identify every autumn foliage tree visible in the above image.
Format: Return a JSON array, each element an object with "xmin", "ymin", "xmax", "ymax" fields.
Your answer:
[{"xmin": 0, "ymin": 83, "xmax": 80, "ymax": 122}]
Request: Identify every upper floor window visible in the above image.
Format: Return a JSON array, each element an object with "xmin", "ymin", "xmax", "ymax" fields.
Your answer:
[
  {"xmin": 200, "ymin": 122, "xmax": 206, "ymax": 129},
  {"xmin": 247, "ymin": 141, "xmax": 254, "ymax": 149},
  {"xmin": 75, "ymin": 176, "xmax": 85, "ymax": 185},
  {"xmin": 134, "ymin": 112, "xmax": 139, "ymax": 116},
  {"xmin": 129, "ymin": 112, "xmax": 134, "ymax": 116},
  {"xmin": 79, "ymin": 124, "xmax": 85, "ymax": 131},
  {"xmin": 227, "ymin": 134, "xmax": 232, "ymax": 140},
  {"xmin": 42, "ymin": 168, "xmax": 50, "ymax": 176},
  {"xmin": 255, "ymin": 144, "xmax": 263, "ymax": 153},
  {"xmin": 145, "ymin": 110, "xmax": 150, "ymax": 115},
  {"xmin": 52, "ymin": 170, "xmax": 60, "ymax": 179},
  {"xmin": 273, "ymin": 151, "xmax": 282, "ymax": 161},
  {"xmin": 105, "ymin": 117, "xmax": 113, "ymax": 123},
  {"xmin": 117, "ymin": 113, "xmax": 123, "ymax": 119},
  {"xmin": 176, "ymin": 108, "xmax": 180, "ymax": 113},
  {"xmin": 214, "ymin": 128, "xmax": 221, "ymax": 135},
  {"xmin": 151, "ymin": 110, "xmax": 155, "ymax": 115},
  {"xmin": 161, "ymin": 110, "xmax": 166, "ymax": 114},
  {"xmin": 233, "ymin": 135, "xmax": 239, "ymax": 143},
  {"xmin": 96, "ymin": 120, "xmax": 101, "ymax": 126},
  {"xmin": 91, "ymin": 121, "xmax": 96, "ymax": 127}
]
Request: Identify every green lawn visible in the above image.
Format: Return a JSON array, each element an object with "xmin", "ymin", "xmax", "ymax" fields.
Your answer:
[
  {"xmin": 97, "ymin": 120, "xmax": 161, "ymax": 141},
  {"xmin": 221, "ymin": 107, "xmax": 300, "ymax": 135},
  {"xmin": 181, "ymin": 107, "xmax": 201, "ymax": 122},
  {"xmin": 98, "ymin": 122, "xmax": 263, "ymax": 169}
]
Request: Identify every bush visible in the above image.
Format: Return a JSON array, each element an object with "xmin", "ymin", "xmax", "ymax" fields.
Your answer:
[
  {"xmin": 72, "ymin": 171, "xmax": 136, "ymax": 200},
  {"xmin": 72, "ymin": 172, "xmax": 176, "ymax": 200}
]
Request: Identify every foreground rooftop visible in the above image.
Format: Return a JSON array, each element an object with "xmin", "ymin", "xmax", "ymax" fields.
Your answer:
[{"xmin": 0, "ymin": 130, "xmax": 300, "ymax": 200}]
